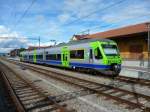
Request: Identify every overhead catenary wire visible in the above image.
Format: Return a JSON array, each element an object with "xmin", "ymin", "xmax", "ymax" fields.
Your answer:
[
  {"xmin": 76, "ymin": 13, "xmax": 150, "ymax": 35},
  {"xmin": 14, "ymin": 0, "xmax": 36, "ymax": 29},
  {"xmin": 63, "ymin": 0, "xmax": 126, "ymax": 26}
]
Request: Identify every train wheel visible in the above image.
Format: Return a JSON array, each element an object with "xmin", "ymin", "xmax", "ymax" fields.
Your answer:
[{"xmin": 112, "ymin": 65, "xmax": 121, "ymax": 77}]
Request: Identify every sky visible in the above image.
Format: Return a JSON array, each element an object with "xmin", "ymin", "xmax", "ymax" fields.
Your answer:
[{"xmin": 0, "ymin": 0, "xmax": 150, "ymax": 53}]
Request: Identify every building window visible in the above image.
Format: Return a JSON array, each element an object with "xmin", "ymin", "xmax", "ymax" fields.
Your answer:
[
  {"xmin": 129, "ymin": 44, "xmax": 143, "ymax": 53},
  {"xmin": 70, "ymin": 50, "xmax": 84, "ymax": 59}
]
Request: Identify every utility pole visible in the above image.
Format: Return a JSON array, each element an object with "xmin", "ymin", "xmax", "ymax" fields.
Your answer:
[
  {"xmin": 147, "ymin": 23, "xmax": 150, "ymax": 69},
  {"xmin": 87, "ymin": 29, "xmax": 90, "ymax": 35},
  {"xmin": 39, "ymin": 36, "xmax": 40, "ymax": 48}
]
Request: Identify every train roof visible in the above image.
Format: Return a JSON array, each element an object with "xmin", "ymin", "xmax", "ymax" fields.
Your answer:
[
  {"xmin": 21, "ymin": 38, "xmax": 114, "ymax": 53},
  {"xmin": 55, "ymin": 38, "xmax": 114, "ymax": 47}
]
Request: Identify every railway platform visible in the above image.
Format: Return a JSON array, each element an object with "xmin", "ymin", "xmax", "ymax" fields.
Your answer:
[{"xmin": 123, "ymin": 66, "xmax": 149, "ymax": 73}]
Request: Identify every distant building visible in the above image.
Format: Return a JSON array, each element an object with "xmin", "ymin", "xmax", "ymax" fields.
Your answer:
[
  {"xmin": 74, "ymin": 22, "xmax": 149, "ymax": 60},
  {"xmin": 10, "ymin": 49, "xmax": 20, "ymax": 57},
  {"xmin": 10, "ymin": 48, "xmax": 26, "ymax": 57},
  {"xmin": 71, "ymin": 34, "xmax": 89, "ymax": 41}
]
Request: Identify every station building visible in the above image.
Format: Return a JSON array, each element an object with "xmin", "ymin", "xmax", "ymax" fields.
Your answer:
[{"xmin": 73, "ymin": 22, "xmax": 149, "ymax": 60}]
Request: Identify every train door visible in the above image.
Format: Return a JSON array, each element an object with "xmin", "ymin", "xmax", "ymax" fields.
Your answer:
[
  {"xmin": 90, "ymin": 41, "xmax": 103, "ymax": 64},
  {"xmin": 61, "ymin": 47, "xmax": 69, "ymax": 67}
]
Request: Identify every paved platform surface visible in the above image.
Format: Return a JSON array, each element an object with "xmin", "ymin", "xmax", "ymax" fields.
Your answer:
[
  {"xmin": 122, "ymin": 65, "xmax": 149, "ymax": 73},
  {"xmin": 122, "ymin": 60, "xmax": 148, "ymax": 68}
]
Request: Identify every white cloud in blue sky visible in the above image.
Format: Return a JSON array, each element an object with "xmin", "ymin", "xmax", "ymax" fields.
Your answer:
[{"xmin": 0, "ymin": 0, "xmax": 150, "ymax": 53}]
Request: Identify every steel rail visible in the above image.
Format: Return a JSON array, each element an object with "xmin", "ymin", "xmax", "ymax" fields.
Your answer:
[{"xmin": 116, "ymin": 76, "xmax": 150, "ymax": 87}]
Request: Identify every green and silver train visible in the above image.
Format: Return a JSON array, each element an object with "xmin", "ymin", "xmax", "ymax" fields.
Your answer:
[{"xmin": 20, "ymin": 38, "xmax": 122, "ymax": 76}]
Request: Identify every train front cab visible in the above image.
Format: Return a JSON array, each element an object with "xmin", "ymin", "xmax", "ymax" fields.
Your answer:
[{"xmin": 90, "ymin": 41, "xmax": 122, "ymax": 76}]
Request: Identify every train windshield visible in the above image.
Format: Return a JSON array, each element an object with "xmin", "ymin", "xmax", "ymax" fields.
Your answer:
[{"xmin": 102, "ymin": 44, "xmax": 119, "ymax": 56}]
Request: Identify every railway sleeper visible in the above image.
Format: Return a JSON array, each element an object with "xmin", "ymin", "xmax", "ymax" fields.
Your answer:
[
  {"xmin": 23, "ymin": 97, "xmax": 47, "ymax": 105},
  {"xmin": 25, "ymin": 100, "xmax": 55, "ymax": 111},
  {"xmin": 17, "ymin": 91, "xmax": 37, "ymax": 96},
  {"xmin": 21, "ymin": 96, "xmax": 44, "ymax": 103},
  {"xmin": 14, "ymin": 86, "xmax": 33, "ymax": 91},
  {"xmin": 15, "ymin": 88, "xmax": 32, "ymax": 92},
  {"xmin": 18, "ymin": 92, "xmax": 39, "ymax": 98}
]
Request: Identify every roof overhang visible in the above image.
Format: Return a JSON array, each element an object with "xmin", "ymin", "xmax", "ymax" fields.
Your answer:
[{"xmin": 85, "ymin": 22, "xmax": 150, "ymax": 39}]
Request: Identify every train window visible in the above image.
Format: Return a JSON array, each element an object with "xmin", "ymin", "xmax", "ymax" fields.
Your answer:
[
  {"xmin": 24, "ymin": 55, "xmax": 28, "ymax": 59},
  {"xmin": 57, "ymin": 54, "xmax": 61, "ymax": 60},
  {"xmin": 90, "ymin": 49, "xmax": 93, "ymax": 59},
  {"xmin": 46, "ymin": 54, "xmax": 49, "ymax": 60},
  {"xmin": 37, "ymin": 55, "xmax": 43, "ymax": 60},
  {"xmin": 94, "ymin": 47, "xmax": 102, "ymax": 59},
  {"xmin": 46, "ymin": 54, "xmax": 57, "ymax": 60},
  {"xmin": 102, "ymin": 44, "xmax": 118, "ymax": 56},
  {"xmin": 70, "ymin": 50, "xmax": 84, "ymax": 59},
  {"xmin": 29, "ymin": 55, "xmax": 33, "ymax": 59}
]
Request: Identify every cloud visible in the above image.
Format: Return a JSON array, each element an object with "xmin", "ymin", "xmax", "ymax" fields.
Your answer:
[
  {"xmin": 0, "ymin": 25, "xmax": 29, "ymax": 53},
  {"xmin": 61, "ymin": 0, "xmax": 105, "ymax": 22},
  {"xmin": 101, "ymin": 2, "xmax": 150, "ymax": 23},
  {"xmin": 58, "ymin": 13, "xmax": 71, "ymax": 23}
]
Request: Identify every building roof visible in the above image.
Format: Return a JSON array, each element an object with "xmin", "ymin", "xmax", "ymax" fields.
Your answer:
[
  {"xmin": 72, "ymin": 34, "xmax": 89, "ymax": 40},
  {"xmin": 85, "ymin": 22, "xmax": 150, "ymax": 39}
]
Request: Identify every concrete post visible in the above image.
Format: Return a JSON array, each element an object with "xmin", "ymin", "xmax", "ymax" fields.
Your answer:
[{"xmin": 147, "ymin": 23, "xmax": 150, "ymax": 69}]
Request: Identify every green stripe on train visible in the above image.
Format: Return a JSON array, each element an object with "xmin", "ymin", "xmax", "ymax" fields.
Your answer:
[
  {"xmin": 61, "ymin": 46, "xmax": 69, "ymax": 67},
  {"xmin": 33, "ymin": 48, "xmax": 37, "ymax": 63}
]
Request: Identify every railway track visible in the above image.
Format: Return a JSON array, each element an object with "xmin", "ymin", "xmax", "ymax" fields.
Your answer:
[
  {"xmin": 116, "ymin": 76, "xmax": 150, "ymax": 87},
  {"xmin": 8, "ymin": 59, "xmax": 150, "ymax": 88},
  {"xmin": 0, "ymin": 62, "xmax": 76, "ymax": 112},
  {"xmin": 5, "ymin": 59, "xmax": 150, "ymax": 112}
]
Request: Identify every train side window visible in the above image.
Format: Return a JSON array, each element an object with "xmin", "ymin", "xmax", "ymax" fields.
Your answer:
[
  {"xmin": 46, "ymin": 54, "xmax": 57, "ymax": 60},
  {"xmin": 90, "ymin": 49, "xmax": 93, "ymax": 59},
  {"xmin": 94, "ymin": 47, "xmax": 102, "ymax": 59},
  {"xmin": 70, "ymin": 50, "xmax": 84, "ymax": 59},
  {"xmin": 29, "ymin": 55, "xmax": 33, "ymax": 59},
  {"xmin": 37, "ymin": 55, "xmax": 43, "ymax": 60},
  {"xmin": 57, "ymin": 54, "xmax": 61, "ymax": 60}
]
